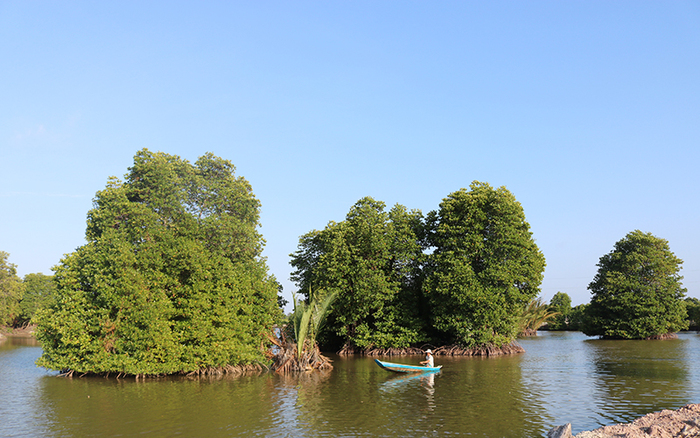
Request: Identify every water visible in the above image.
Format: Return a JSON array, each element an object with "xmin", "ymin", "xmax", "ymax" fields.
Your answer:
[{"xmin": 2, "ymin": 331, "xmax": 700, "ymax": 437}]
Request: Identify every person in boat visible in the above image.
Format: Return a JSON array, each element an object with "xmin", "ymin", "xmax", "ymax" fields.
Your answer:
[{"xmin": 420, "ymin": 349, "xmax": 434, "ymax": 367}]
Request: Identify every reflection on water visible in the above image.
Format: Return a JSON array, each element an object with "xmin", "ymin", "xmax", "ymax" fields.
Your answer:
[
  {"xmin": 0, "ymin": 338, "xmax": 54, "ymax": 438},
  {"xmin": 518, "ymin": 331, "xmax": 700, "ymax": 435},
  {"xmin": 586, "ymin": 337, "xmax": 691, "ymax": 426},
  {"xmin": 1, "ymin": 332, "xmax": 700, "ymax": 437},
  {"xmin": 38, "ymin": 373, "xmax": 283, "ymax": 437}
]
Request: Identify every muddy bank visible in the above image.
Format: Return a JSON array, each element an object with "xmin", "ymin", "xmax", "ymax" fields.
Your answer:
[{"xmin": 548, "ymin": 404, "xmax": 700, "ymax": 438}]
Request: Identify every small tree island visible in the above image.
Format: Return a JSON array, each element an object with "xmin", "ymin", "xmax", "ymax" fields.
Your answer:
[
  {"xmin": 583, "ymin": 230, "xmax": 688, "ymax": 339},
  {"xmin": 35, "ymin": 150, "xmax": 282, "ymax": 377},
  {"xmin": 290, "ymin": 181, "xmax": 547, "ymax": 356}
]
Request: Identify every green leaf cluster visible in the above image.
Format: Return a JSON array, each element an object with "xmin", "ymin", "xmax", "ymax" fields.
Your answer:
[
  {"xmin": 290, "ymin": 182, "xmax": 546, "ymax": 350},
  {"xmin": 35, "ymin": 150, "xmax": 281, "ymax": 375},
  {"xmin": 583, "ymin": 230, "xmax": 687, "ymax": 339}
]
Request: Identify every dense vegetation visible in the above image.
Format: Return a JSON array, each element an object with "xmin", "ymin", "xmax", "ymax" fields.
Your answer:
[
  {"xmin": 291, "ymin": 181, "xmax": 546, "ymax": 353},
  {"xmin": 583, "ymin": 230, "xmax": 687, "ymax": 339},
  {"xmin": 0, "ymin": 251, "xmax": 24, "ymax": 326},
  {"xmin": 35, "ymin": 150, "xmax": 281, "ymax": 376}
]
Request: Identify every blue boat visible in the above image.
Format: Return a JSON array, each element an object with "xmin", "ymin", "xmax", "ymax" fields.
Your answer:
[{"xmin": 374, "ymin": 358, "xmax": 442, "ymax": 373}]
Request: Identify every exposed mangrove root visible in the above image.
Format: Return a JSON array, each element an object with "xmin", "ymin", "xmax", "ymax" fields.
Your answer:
[
  {"xmin": 267, "ymin": 329, "xmax": 333, "ymax": 374},
  {"xmin": 434, "ymin": 341, "xmax": 524, "ymax": 356},
  {"xmin": 55, "ymin": 363, "xmax": 267, "ymax": 379},
  {"xmin": 518, "ymin": 328, "xmax": 538, "ymax": 337},
  {"xmin": 270, "ymin": 340, "xmax": 333, "ymax": 373},
  {"xmin": 360, "ymin": 347, "xmax": 426, "ymax": 356},
  {"xmin": 336, "ymin": 344, "xmax": 362, "ymax": 356},
  {"xmin": 183, "ymin": 363, "xmax": 267, "ymax": 377},
  {"xmin": 645, "ymin": 332, "xmax": 678, "ymax": 340},
  {"xmin": 336, "ymin": 344, "xmax": 426, "ymax": 356},
  {"xmin": 364, "ymin": 347, "xmax": 426, "ymax": 356},
  {"xmin": 338, "ymin": 341, "xmax": 525, "ymax": 356}
]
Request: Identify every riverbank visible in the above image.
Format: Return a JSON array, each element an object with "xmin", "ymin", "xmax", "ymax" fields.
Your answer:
[
  {"xmin": 0, "ymin": 325, "xmax": 36, "ymax": 338},
  {"xmin": 548, "ymin": 404, "xmax": 700, "ymax": 438}
]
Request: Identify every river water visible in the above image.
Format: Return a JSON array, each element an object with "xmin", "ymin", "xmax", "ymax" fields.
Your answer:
[{"xmin": 2, "ymin": 331, "xmax": 700, "ymax": 437}]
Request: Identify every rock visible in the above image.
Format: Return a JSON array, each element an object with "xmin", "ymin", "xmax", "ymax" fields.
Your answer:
[
  {"xmin": 547, "ymin": 423, "xmax": 573, "ymax": 438},
  {"xmin": 551, "ymin": 404, "xmax": 700, "ymax": 438},
  {"xmin": 575, "ymin": 431, "xmax": 612, "ymax": 438}
]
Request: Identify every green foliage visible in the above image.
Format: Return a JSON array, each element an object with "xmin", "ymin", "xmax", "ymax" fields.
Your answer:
[
  {"xmin": 424, "ymin": 182, "xmax": 546, "ymax": 348},
  {"xmin": 583, "ymin": 230, "xmax": 687, "ymax": 339},
  {"xmin": 0, "ymin": 251, "xmax": 25, "ymax": 326},
  {"xmin": 685, "ymin": 297, "xmax": 700, "ymax": 330},
  {"xmin": 35, "ymin": 150, "xmax": 281, "ymax": 375},
  {"xmin": 290, "ymin": 198, "xmax": 426, "ymax": 349},
  {"xmin": 517, "ymin": 297, "xmax": 559, "ymax": 335},
  {"xmin": 547, "ymin": 292, "xmax": 572, "ymax": 331},
  {"xmin": 289, "ymin": 288, "xmax": 337, "ymax": 358},
  {"xmin": 18, "ymin": 273, "xmax": 56, "ymax": 324}
]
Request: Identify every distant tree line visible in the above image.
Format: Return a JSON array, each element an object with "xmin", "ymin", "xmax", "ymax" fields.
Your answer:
[
  {"xmin": 545, "ymin": 292, "xmax": 589, "ymax": 332},
  {"xmin": 0, "ymin": 251, "xmax": 56, "ymax": 327}
]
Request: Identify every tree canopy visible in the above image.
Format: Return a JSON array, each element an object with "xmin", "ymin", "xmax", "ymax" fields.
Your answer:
[
  {"xmin": 35, "ymin": 150, "xmax": 281, "ymax": 375},
  {"xmin": 424, "ymin": 182, "xmax": 546, "ymax": 347},
  {"xmin": 583, "ymin": 230, "xmax": 687, "ymax": 339},
  {"xmin": 290, "ymin": 198, "xmax": 426, "ymax": 350},
  {"xmin": 548, "ymin": 292, "xmax": 572, "ymax": 330}
]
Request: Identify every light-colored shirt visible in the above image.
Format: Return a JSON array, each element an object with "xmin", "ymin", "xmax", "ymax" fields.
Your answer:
[{"xmin": 425, "ymin": 354, "xmax": 434, "ymax": 367}]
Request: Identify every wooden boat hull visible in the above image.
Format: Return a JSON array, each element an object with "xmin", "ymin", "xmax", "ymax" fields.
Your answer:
[{"xmin": 374, "ymin": 359, "xmax": 442, "ymax": 373}]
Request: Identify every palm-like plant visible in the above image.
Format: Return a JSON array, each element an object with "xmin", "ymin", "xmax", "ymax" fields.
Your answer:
[
  {"xmin": 289, "ymin": 288, "xmax": 337, "ymax": 358},
  {"xmin": 272, "ymin": 287, "xmax": 337, "ymax": 373},
  {"xmin": 518, "ymin": 297, "xmax": 559, "ymax": 336}
]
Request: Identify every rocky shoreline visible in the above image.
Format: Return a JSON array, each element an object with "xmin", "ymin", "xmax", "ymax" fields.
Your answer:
[{"xmin": 548, "ymin": 404, "xmax": 700, "ymax": 438}]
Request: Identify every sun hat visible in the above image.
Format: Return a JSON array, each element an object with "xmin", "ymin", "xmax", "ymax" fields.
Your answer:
[{"xmin": 426, "ymin": 349, "xmax": 432, "ymax": 353}]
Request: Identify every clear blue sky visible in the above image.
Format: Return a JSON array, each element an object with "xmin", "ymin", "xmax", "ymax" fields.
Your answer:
[{"xmin": 2, "ymin": 1, "xmax": 698, "ymax": 308}]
